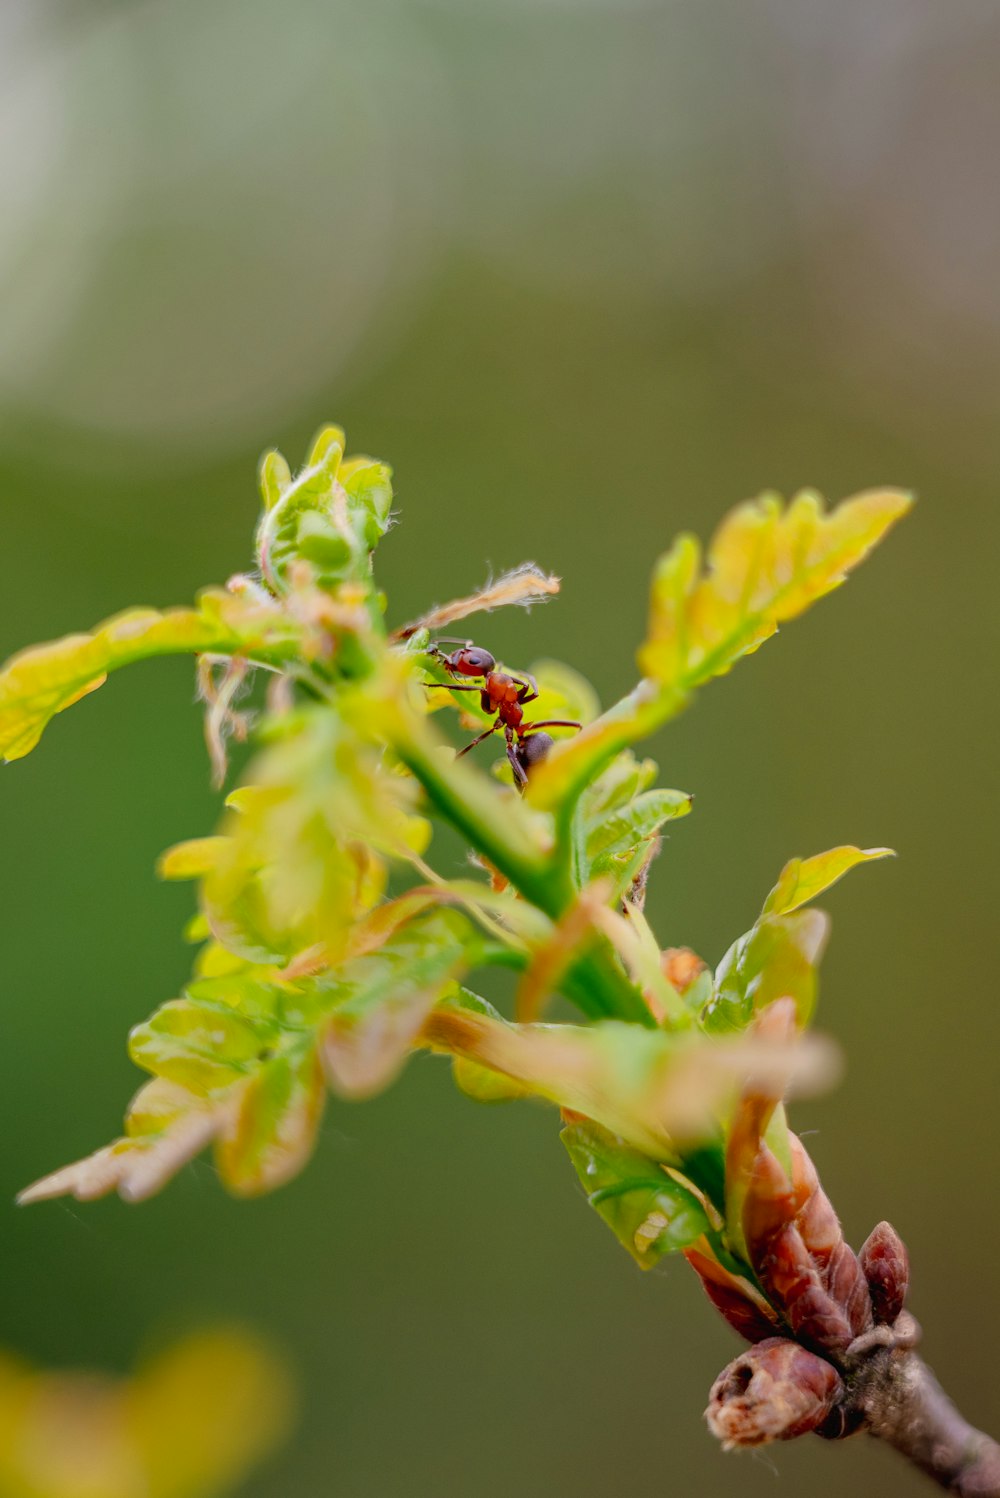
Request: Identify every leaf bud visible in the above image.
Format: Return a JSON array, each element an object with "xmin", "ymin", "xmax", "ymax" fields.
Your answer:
[
  {"xmin": 706, "ymin": 1337, "xmax": 844, "ymax": 1448},
  {"xmin": 859, "ymin": 1220, "xmax": 910, "ymax": 1324}
]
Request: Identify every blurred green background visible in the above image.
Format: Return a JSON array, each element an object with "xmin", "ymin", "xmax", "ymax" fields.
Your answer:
[{"xmin": 2, "ymin": 2, "xmax": 998, "ymax": 1494}]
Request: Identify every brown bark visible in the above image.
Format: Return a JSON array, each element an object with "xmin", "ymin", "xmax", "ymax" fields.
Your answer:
[{"xmin": 852, "ymin": 1346, "xmax": 1000, "ymax": 1496}]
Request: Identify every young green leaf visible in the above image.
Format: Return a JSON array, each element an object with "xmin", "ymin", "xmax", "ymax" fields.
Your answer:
[
  {"xmin": 561, "ymin": 1117, "xmax": 709, "ymax": 1266},
  {"xmin": 215, "ymin": 1044, "xmax": 327, "ymax": 1196},
  {"xmin": 321, "ymin": 911, "xmax": 471, "ymax": 1099},
  {"xmin": 762, "ymin": 845, "xmax": 894, "ymax": 916},
  {"xmin": 580, "ymin": 749, "xmax": 660, "ymax": 823},
  {"xmin": 586, "ymin": 787, "xmax": 693, "ymax": 865},
  {"xmin": 702, "ymin": 909, "xmax": 830, "ymax": 1035},
  {"xmin": 200, "ymin": 706, "xmax": 429, "ymax": 967}
]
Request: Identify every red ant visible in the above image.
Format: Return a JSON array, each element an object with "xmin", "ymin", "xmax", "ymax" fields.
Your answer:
[{"xmin": 426, "ymin": 639, "xmax": 580, "ymax": 789}]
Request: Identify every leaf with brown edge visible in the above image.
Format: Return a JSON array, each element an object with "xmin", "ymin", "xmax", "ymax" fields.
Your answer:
[
  {"xmin": 390, "ymin": 563, "xmax": 560, "ymax": 641},
  {"xmin": 17, "ymin": 1079, "xmax": 221, "ymax": 1206},
  {"xmin": 216, "ymin": 1043, "xmax": 326, "ymax": 1197},
  {"xmin": 20, "ymin": 1036, "xmax": 328, "ymax": 1207},
  {"xmin": 422, "ymin": 1003, "xmax": 838, "ymax": 1159},
  {"xmin": 684, "ymin": 1244, "xmax": 781, "ymax": 1344},
  {"xmin": 21, "ymin": 906, "xmax": 478, "ymax": 1206}
]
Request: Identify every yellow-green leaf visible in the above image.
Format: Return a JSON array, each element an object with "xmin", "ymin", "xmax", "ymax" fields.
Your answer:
[
  {"xmin": 528, "ymin": 489, "xmax": 909, "ymax": 826},
  {"xmin": 0, "ymin": 1329, "xmax": 293, "ymax": 1498},
  {"xmin": 158, "ymin": 837, "xmax": 230, "ymax": 881},
  {"xmin": 638, "ymin": 488, "xmax": 912, "ymax": 690},
  {"xmin": 763, "ymin": 844, "xmax": 895, "ymax": 916},
  {"xmin": 0, "ymin": 592, "xmax": 301, "ymax": 762},
  {"xmin": 216, "ymin": 1043, "xmax": 326, "ymax": 1197}
]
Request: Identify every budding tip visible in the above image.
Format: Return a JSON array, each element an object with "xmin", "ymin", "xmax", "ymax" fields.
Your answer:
[
  {"xmin": 859, "ymin": 1219, "xmax": 910, "ymax": 1325},
  {"xmin": 706, "ymin": 1338, "xmax": 844, "ymax": 1449}
]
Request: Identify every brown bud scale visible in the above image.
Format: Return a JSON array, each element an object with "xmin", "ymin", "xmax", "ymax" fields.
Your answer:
[
  {"xmin": 706, "ymin": 1337, "xmax": 844, "ymax": 1448},
  {"xmin": 743, "ymin": 1137, "xmax": 872, "ymax": 1353},
  {"xmin": 685, "ymin": 1249, "xmax": 780, "ymax": 1345},
  {"xmin": 859, "ymin": 1220, "xmax": 910, "ymax": 1325}
]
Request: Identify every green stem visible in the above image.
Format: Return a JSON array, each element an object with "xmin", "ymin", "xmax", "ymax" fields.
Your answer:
[
  {"xmin": 397, "ymin": 733, "xmax": 555, "ymax": 907},
  {"xmin": 397, "ymin": 727, "xmax": 654, "ymax": 1026},
  {"xmin": 544, "ymin": 680, "xmax": 689, "ymax": 859}
]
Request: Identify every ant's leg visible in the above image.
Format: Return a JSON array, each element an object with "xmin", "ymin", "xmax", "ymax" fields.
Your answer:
[
  {"xmin": 505, "ymin": 727, "xmax": 528, "ymax": 789},
  {"xmin": 510, "ymin": 672, "xmax": 539, "ymax": 705},
  {"xmin": 455, "ymin": 721, "xmax": 500, "ymax": 758},
  {"xmin": 521, "ymin": 718, "xmax": 582, "ymax": 732},
  {"xmin": 421, "ymin": 681, "xmax": 480, "ymax": 691}
]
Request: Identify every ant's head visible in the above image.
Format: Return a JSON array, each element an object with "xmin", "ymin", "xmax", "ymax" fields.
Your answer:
[{"xmin": 431, "ymin": 640, "xmax": 496, "ymax": 677}]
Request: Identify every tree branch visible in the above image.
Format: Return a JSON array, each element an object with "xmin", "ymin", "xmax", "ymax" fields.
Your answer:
[
  {"xmin": 856, "ymin": 1347, "xmax": 1000, "ymax": 1496},
  {"xmin": 708, "ymin": 1325, "xmax": 1000, "ymax": 1496}
]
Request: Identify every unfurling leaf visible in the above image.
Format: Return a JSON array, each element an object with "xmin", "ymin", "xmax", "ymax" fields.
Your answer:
[
  {"xmin": 684, "ymin": 1246, "xmax": 781, "ymax": 1344},
  {"xmin": 763, "ymin": 845, "xmax": 894, "ymax": 916},
  {"xmin": 201, "ymin": 706, "xmax": 429, "ymax": 966},
  {"xmin": 255, "ymin": 425, "xmax": 393, "ymax": 594},
  {"xmin": 561, "ymin": 1118, "xmax": 708, "ymax": 1266},
  {"xmin": 586, "ymin": 787, "xmax": 693, "ymax": 866}
]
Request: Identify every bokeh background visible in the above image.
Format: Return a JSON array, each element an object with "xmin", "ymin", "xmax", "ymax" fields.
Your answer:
[{"xmin": 2, "ymin": 1, "xmax": 999, "ymax": 1494}]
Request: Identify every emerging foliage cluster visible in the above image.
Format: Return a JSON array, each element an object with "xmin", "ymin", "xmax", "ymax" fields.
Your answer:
[{"xmin": 2, "ymin": 428, "xmax": 909, "ymax": 1319}]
